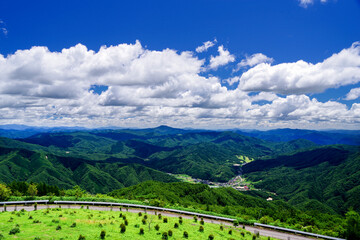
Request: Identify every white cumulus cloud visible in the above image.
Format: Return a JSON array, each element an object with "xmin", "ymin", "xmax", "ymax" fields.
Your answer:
[
  {"xmin": 299, "ymin": 0, "xmax": 313, "ymax": 7},
  {"xmin": 225, "ymin": 76, "xmax": 241, "ymax": 86},
  {"xmin": 238, "ymin": 42, "xmax": 360, "ymax": 95},
  {"xmin": 208, "ymin": 45, "xmax": 235, "ymax": 70},
  {"xmin": 345, "ymin": 87, "xmax": 360, "ymax": 100},
  {"xmin": 0, "ymin": 41, "xmax": 359, "ymax": 129},
  {"xmin": 299, "ymin": 0, "xmax": 329, "ymax": 8},
  {"xmin": 236, "ymin": 53, "xmax": 274, "ymax": 70},
  {"xmin": 196, "ymin": 39, "xmax": 217, "ymax": 53}
]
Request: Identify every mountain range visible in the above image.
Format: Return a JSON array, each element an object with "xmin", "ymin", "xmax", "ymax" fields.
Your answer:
[{"xmin": 0, "ymin": 125, "xmax": 359, "ymax": 216}]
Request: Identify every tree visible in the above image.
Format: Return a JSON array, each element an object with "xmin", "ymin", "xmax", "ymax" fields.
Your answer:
[
  {"xmin": 65, "ymin": 185, "xmax": 86, "ymax": 198},
  {"xmin": 8, "ymin": 181, "xmax": 28, "ymax": 195},
  {"xmin": 100, "ymin": 230, "xmax": 106, "ymax": 239},
  {"xmin": 233, "ymin": 220, "xmax": 239, "ymax": 227},
  {"xmin": 260, "ymin": 215, "xmax": 273, "ymax": 225},
  {"xmin": 120, "ymin": 223, "xmax": 126, "ymax": 233},
  {"xmin": 0, "ymin": 183, "xmax": 11, "ymax": 201},
  {"xmin": 75, "ymin": 185, "xmax": 86, "ymax": 198},
  {"xmin": 346, "ymin": 210, "xmax": 360, "ymax": 240},
  {"xmin": 155, "ymin": 224, "xmax": 160, "ymax": 231},
  {"xmin": 27, "ymin": 184, "xmax": 38, "ymax": 197}
]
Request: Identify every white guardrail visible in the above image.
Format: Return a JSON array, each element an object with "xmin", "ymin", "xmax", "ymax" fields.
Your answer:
[
  {"xmin": 0, "ymin": 200, "xmax": 49, "ymax": 205},
  {"xmin": 0, "ymin": 200, "xmax": 346, "ymax": 240}
]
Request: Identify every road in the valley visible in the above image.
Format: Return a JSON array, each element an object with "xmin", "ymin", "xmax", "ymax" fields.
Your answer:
[{"xmin": 1, "ymin": 204, "xmax": 315, "ymax": 240}]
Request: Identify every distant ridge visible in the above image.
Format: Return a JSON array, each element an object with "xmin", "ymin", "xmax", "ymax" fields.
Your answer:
[
  {"xmin": 235, "ymin": 128, "xmax": 360, "ymax": 145},
  {"xmin": 1, "ymin": 124, "xmax": 359, "ymax": 145},
  {"xmin": 0, "ymin": 125, "xmax": 89, "ymax": 139}
]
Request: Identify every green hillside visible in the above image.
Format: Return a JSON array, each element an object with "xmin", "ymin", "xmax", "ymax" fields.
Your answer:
[
  {"xmin": 109, "ymin": 181, "xmax": 347, "ymax": 237},
  {"xmin": 146, "ymin": 132, "xmax": 316, "ymax": 181},
  {"xmin": 147, "ymin": 142, "xmax": 239, "ymax": 181},
  {"xmin": 110, "ymin": 181, "xmax": 278, "ymax": 210},
  {"xmin": 243, "ymin": 145, "xmax": 360, "ymax": 214},
  {"xmin": 0, "ymin": 125, "xmax": 358, "ymax": 238},
  {"xmin": 0, "ymin": 146, "xmax": 178, "ymax": 193},
  {"xmin": 11, "ymin": 129, "xmax": 317, "ymax": 182}
]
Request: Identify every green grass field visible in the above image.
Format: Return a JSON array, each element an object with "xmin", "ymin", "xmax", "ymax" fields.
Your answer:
[
  {"xmin": 172, "ymin": 174, "xmax": 197, "ymax": 183},
  {"xmin": 236, "ymin": 155, "xmax": 254, "ymax": 164},
  {"xmin": 0, "ymin": 207, "xmax": 269, "ymax": 240}
]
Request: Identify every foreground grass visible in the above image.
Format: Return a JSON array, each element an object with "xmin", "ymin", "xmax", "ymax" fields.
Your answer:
[{"xmin": 0, "ymin": 208, "xmax": 270, "ymax": 240}]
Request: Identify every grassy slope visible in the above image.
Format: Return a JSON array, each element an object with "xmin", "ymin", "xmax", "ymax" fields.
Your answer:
[{"xmin": 0, "ymin": 208, "xmax": 259, "ymax": 240}]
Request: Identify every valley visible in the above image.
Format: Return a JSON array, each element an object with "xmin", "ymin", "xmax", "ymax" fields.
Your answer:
[{"xmin": 0, "ymin": 125, "xmax": 359, "ymax": 239}]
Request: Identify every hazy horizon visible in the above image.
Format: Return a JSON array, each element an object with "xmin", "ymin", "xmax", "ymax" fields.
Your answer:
[{"xmin": 1, "ymin": 123, "xmax": 360, "ymax": 132}]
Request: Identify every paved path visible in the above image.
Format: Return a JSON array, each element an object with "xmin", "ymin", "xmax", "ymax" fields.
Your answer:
[{"xmin": 1, "ymin": 204, "xmax": 314, "ymax": 240}]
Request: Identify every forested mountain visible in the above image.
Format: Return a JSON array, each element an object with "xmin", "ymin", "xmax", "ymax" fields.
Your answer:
[
  {"xmin": 0, "ymin": 125, "xmax": 359, "ymax": 237},
  {"xmin": 0, "ymin": 126, "xmax": 359, "ymax": 217},
  {"xmin": 243, "ymin": 145, "xmax": 360, "ymax": 214},
  {"xmin": 11, "ymin": 127, "xmax": 317, "ymax": 181},
  {"xmin": 236, "ymin": 128, "xmax": 360, "ymax": 145},
  {"xmin": 0, "ymin": 124, "xmax": 88, "ymax": 139},
  {"xmin": 0, "ymin": 146, "xmax": 177, "ymax": 193}
]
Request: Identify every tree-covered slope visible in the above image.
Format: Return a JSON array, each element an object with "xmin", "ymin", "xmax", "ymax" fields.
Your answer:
[
  {"xmin": 109, "ymin": 181, "xmax": 347, "ymax": 237},
  {"xmin": 243, "ymin": 145, "xmax": 360, "ymax": 214},
  {"xmin": 146, "ymin": 132, "xmax": 317, "ymax": 181},
  {"xmin": 110, "ymin": 181, "xmax": 272, "ymax": 209},
  {"xmin": 0, "ymin": 146, "xmax": 178, "ymax": 193},
  {"xmin": 148, "ymin": 142, "xmax": 239, "ymax": 181},
  {"xmin": 11, "ymin": 128, "xmax": 318, "ymax": 182}
]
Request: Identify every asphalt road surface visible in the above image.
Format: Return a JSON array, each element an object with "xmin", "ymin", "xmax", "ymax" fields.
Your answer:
[{"xmin": 0, "ymin": 204, "xmax": 315, "ymax": 240}]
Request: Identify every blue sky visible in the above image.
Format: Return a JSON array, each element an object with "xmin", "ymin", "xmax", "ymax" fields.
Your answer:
[{"xmin": 0, "ymin": 0, "xmax": 359, "ymax": 129}]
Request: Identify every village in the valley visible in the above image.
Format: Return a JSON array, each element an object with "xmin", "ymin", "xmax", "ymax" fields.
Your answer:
[
  {"xmin": 170, "ymin": 173, "xmax": 251, "ymax": 191},
  {"xmin": 169, "ymin": 155, "xmax": 275, "ymax": 201}
]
